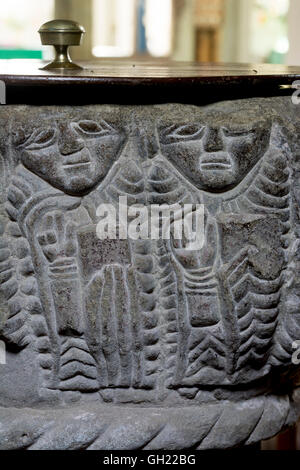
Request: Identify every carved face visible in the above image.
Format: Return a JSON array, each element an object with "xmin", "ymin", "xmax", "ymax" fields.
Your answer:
[
  {"xmin": 14, "ymin": 117, "xmax": 125, "ymax": 196},
  {"xmin": 159, "ymin": 108, "xmax": 272, "ymax": 192}
]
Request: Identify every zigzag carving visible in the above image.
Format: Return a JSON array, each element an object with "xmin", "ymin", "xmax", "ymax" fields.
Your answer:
[
  {"xmin": 221, "ymin": 129, "xmax": 292, "ymax": 377},
  {"xmin": 0, "ymin": 170, "xmax": 48, "ymax": 349},
  {"xmin": 0, "ymin": 107, "xmax": 299, "ymax": 406},
  {"xmin": 147, "ymin": 161, "xmax": 228, "ymax": 388},
  {"xmin": 85, "ymin": 159, "xmax": 162, "ymax": 390}
]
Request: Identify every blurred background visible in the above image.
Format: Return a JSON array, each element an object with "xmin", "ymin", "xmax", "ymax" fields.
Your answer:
[
  {"xmin": 0, "ymin": 0, "xmax": 299, "ymax": 449},
  {"xmin": 0, "ymin": 0, "xmax": 300, "ymax": 65}
]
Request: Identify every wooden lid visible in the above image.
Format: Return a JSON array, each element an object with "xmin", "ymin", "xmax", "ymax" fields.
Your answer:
[{"xmin": 1, "ymin": 60, "xmax": 299, "ymax": 105}]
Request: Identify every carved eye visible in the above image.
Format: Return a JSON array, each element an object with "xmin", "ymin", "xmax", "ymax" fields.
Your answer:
[
  {"xmin": 75, "ymin": 120, "xmax": 116, "ymax": 136},
  {"xmin": 23, "ymin": 128, "xmax": 56, "ymax": 150},
  {"xmin": 34, "ymin": 129, "xmax": 56, "ymax": 144},
  {"xmin": 161, "ymin": 124, "xmax": 205, "ymax": 144}
]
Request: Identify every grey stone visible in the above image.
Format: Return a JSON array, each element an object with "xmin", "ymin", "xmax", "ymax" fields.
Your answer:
[{"xmin": 0, "ymin": 97, "xmax": 299, "ymax": 449}]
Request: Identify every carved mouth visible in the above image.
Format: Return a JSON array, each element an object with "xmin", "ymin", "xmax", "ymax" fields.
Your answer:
[
  {"xmin": 62, "ymin": 149, "xmax": 91, "ymax": 169},
  {"xmin": 64, "ymin": 162, "xmax": 91, "ymax": 169},
  {"xmin": 200, "ymin": 152, "xmax": 232, "ymax": 171}
]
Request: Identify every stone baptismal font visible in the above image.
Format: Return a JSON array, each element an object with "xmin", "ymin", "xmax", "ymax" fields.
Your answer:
[{"xmin": 0, "ymin": 20, "xmax": 300, "ymax": 450}]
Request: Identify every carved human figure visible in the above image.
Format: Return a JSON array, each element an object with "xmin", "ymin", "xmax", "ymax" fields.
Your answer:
[
  {"xmin": 155, "ymin": 104, "xmax": 291, "ymax": 389},
  {"xmin": 0, "ymin": 103, "xmax": 298, "ymax": 405},
  {"xmin": 3, "ymin": 110, "xmax": 162, "ymax": 399},
  {"xmin": 2, "ymin": 111, "xmax": 132, "ymax": 396}
]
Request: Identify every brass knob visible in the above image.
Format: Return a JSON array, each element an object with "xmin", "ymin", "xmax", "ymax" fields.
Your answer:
[{"xmin": 38, "ymin": 19, "xmax": 85, "ymax": 71}]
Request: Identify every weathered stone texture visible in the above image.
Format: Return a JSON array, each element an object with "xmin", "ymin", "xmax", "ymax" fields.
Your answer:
[{"xmin": 0, "ymin": 97, "xmax": 299, "ymax": 449}]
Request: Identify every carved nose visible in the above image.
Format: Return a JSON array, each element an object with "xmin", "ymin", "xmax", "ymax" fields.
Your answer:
[
  {"xmin": 203, "ymin": 127, "xmax": 223, "ymax": 152},
  {"xmin": 58, "ymin": 126, "xmax": 84, "ymax": 155}
]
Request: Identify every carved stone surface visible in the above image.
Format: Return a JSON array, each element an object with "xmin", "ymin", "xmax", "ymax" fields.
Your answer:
[{"xmin": 0, "ymin": 97, "xmax": 300, "ymax": 449}]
